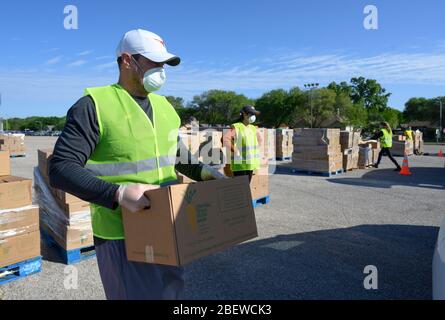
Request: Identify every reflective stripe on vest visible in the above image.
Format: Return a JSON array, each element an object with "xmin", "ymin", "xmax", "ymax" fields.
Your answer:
[
  {"xmin": 85, "ymin": 84, "xmax": 180, "ymax": 240},
  {"xmin": 85, "ymin": 155, "xmax": 176, "ymax": 177}
]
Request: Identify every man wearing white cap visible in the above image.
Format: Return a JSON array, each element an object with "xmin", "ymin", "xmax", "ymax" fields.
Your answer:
[{"xmin": 49, "ymin": 29, "xmax": 225, "ymax": 300}]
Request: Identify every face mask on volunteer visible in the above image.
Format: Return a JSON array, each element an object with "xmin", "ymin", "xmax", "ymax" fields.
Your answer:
[
  {"xmin": 248, "ymin": 115, "xmax": 257, "ymax": 124},
  {"xmin": 133, "ymin": 57, "xmax": 166, "ymax": 92}
]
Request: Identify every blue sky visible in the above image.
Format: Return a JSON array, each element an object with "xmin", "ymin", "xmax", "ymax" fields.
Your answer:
[{"xmin": 1, "ymin": 0, "xmax": 444, "ymax": 117}]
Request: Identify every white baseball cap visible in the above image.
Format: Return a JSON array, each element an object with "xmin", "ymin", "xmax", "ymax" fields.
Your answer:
[{"xmin": 116, "ymin": 29, "xmax": 180, "ymax": 66}]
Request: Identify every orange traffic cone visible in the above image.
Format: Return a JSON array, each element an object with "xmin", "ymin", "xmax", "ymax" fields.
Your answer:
[
  {"xmin": 438, "ymin": 149, "xmax": 444, "ymax": 157},
  {"xmin": 399, "ymin": 152, "xmax": 412, "ymax": 175}
]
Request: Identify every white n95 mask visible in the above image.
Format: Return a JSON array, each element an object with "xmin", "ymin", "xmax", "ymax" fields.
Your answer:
[
  {"xmin": 142, "ymin": 67, "xmax": 166, "ymax": 92},
  {"xmin": 249, "ymin": 115, "xmax": 257, "ymax": 124}
]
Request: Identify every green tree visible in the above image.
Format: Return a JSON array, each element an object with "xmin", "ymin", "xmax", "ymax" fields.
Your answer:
[
  {"xmin": 403, "ymin": 97, "xmax": 443, "ymax": 125},
  {"xmin": 166, "ymin": 96, "xmax": 185, "ymax": 110},
  {"xmin": 255, "ymin": 89, "xmax": 294, "ymax": 128},
  {"xmin": 190, "ymin": 90, "xmax": 253, "ymax": 125},
  {"xmin": 349, "ymin": 77, "xmax": 391, "ymax": 111}
]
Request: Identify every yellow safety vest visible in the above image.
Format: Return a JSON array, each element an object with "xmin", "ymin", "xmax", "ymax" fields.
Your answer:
[
  {"xmin": 84, "ymin": 84, "xmax": 180, "ymax": 240},
  {"xmin": 380, "ymin": 128, "xmax": 393, "ymax": 148},
  {"xmin": 230, "ymin": 122, "xmax": 260, "ymax": 172},
  {"xmin": 405, "ymin": 130, "xmax": 413, "ymax": 141}
]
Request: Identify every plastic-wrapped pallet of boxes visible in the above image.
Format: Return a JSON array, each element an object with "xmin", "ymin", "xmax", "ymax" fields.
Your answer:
[
  {"xmin": 358, "ymin": 143, "xmax": 374, "ymax": 169},
  {"xmin": 276, "ymin": 129, "xmax": 294, "ymax": 160},
  {"xmin": 413, "ymin": 131, "xmax": 424, "ymax": 155},
  {"xmin": 288, "ymin": 128, "xmax": 343, "ymax": 173},
  {"xmin": 392, "ymin": 135, "xmax": 414, "ymax": 156},
  {"xmin": 340, "ymin": 131, "xmax": 360, "ymax": 171},
  {"xmin": 35, "ymin": 149, "xmax": 93, "ymax": 251},
  {"xmin": 0, "ymin": 150, "xmax": 41, "ymax": 270},
  {"xmin": 0, "ymin": 134, "xmax": 26, "ymax": 157}
]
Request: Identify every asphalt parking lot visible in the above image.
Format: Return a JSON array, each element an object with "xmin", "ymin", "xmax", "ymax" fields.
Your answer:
[{"xmin": 1, "ymin": 137, "xmax": 444, "ymax": 300}]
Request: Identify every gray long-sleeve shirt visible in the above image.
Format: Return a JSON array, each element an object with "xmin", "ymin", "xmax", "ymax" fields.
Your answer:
[{"xmin": 49, "ymin": 94, "xmax": 203, "ymax": 210}]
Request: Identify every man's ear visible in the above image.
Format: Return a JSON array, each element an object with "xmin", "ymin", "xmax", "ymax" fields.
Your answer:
[{"xmin": 121, "ymin": 53, "xmax": 133, "ymax": 69}]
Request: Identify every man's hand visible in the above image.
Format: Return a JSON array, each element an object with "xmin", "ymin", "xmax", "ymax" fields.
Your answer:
[
  {"xmin": 116, "ymin": 184, "xmax": 159, "ymax": 213},
  {"xmin": 201, "ymin": 165, "xmax": 228, "ymax": 181}
]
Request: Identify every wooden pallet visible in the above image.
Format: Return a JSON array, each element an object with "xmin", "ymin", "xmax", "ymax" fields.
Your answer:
[
  {"xmin": 277, "ymin": 166, "xmax": 344, "ymax": 177},
  {"xmin": 10, "ymin": 153, "xmax": 26, "ymax": 158},
  {"xmin": 0, "ymin": 257, "xmax": 42, "ymax": 286},
  {"xmin": 41, "ymin": 229, "xmax": 96, "ymax": 265},
  {"xmin": 253, "ymin": 196, "xmax": 270, "ymax": 208},
  {"xmin": 276, "ymin": 157, "xmax": 292, "ymax": 161}
]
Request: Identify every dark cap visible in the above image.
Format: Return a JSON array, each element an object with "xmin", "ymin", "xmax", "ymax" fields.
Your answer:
[{"xmin": 241, "ymin": 105, "xmax": 260, "ymax": 116}]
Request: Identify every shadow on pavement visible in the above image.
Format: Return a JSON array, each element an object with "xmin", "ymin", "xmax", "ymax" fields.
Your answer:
[
  {"xmin": 185, "ymin": 224, "xmax": 438, "ymax": 300},
  {"xmin": 327, "ymin": 167, "xmax": 445, "ymax": 190}
]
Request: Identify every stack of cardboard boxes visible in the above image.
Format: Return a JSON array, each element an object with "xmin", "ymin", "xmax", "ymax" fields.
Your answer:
[
  {"xmin": 257, "ymin": 128, "xmax": 276, "ymax": 162},
  {"xmin": 35, "ymin": 149, "xmax": 93, "ymax": 251},
  {"xmin": 0, "ymin": 134, "xmax": 26, "ymax": 157},
  {"xmin": 340, "ymin": 131, "xmax": 360, "ymax": 171},
  {"xmin": 413, "ymin": 131, "xmax": 424, "ymax": 155},
  {"xmin": 392, "ymin": 135, "xmax": 414, "ymax": 156},
  {"xmin": 276, "ymin": 129, "xmax": 294, "ymax": 160},
  {"xmin": 0, "ymin": 151, "xmax": 40, "ymax": 269},
  {"xmin": 289, "ymin": 128, "xmax": 343, "ymax": 173}
]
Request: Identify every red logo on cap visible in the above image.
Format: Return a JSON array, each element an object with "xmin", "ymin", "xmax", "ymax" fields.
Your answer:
[{"xmin": 154, "ymin": 38, "xmax": 166, "ymax": 47}]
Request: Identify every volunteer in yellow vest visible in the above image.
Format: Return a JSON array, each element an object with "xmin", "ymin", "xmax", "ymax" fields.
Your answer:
[
  {"xmin": 223, "ymin": 105, "xmax": 262, "ymax": 182},
  {"xmin": 404, "ymin": 127, "xmax": 413, "ymax": 141},
  {"xmin": 49, "ymin": 29, "xmax": 225, "ymax": 300},
  {"xmin": 373, "ymin": 122, "xmax": 401, "ymax": 171}
]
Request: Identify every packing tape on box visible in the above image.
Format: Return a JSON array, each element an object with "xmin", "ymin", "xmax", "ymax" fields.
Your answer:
[
  {"xmin": 145, "ymin": 245, "xmax": 155, "ymax": 264},
  {"xmin": 0, "ymin": 205, "xmax": 38, "ymax": 215},
  {"xmin": 0, "ymin": 225, "xmax": 35, "ymax": 238}
]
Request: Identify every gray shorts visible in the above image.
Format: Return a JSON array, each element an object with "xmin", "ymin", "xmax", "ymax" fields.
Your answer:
[{"xmin": 94, "ymin": 237, "xmax": 184, "ymax": 300}]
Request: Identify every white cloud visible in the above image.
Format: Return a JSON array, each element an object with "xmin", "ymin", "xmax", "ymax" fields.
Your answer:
[
  {"xmin": 165, "ymin": 51, "xmax": 445, "ymax": 96},
  {"xmin": 45, "ymin": 56, "xmax": 63, "ymax": 65},
  {"xmin": 67, "ymin": 60, "xmax": 87, "ymax": 67},
  {"xmin": 95, "ymin": 55, "xmax": 114, "ymax": 60},
  {"xmin": 94, "ymin": 61, "xmax": 117, "ymax": 71},
  {"xmin": 78, "ymin": 50, "xmax": 94, "ymax": 56},
  {"xmin": 3, "ymin": 49, "xmax": 445, "ymax": 115}
]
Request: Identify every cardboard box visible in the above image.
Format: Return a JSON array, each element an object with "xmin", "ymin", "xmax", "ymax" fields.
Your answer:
[
  {"xmin": 38, "ymin": 149, "xmax": 53, "ymax": 179},
  {"xmin": 340, "ymin": 131, "xmax": 361, "ymax": 150},
  {"xmin": 0, "ymin": 206, "xmax": 39, "ymax": 239},
  {"xmin": 55, "ymin": 198, "xmax": 91, "ymax": 217},
  {"xmin": 343, "ymin": 147, "xmax": 359, "ymax": 171},
  {"xmin": 0, "ymin": 231, "xmax": 40, "ymax": 268},
  {"xmin": 0, "ymin": 176, "xmax": 33, "ymax": 210},
  {"xmin": 250, "ymin": 174, "xmax": 269, "ymax": 200},
  {"xmin": 254, "ymin": 164, "xmax": 269, "ymax": 176},
  {"xmin": 293, "ymin": 128, "xmax": 341, "ymax": 146},
  {"xmin": 122, "ymin": 176, "xmax": 258, "ymax": 266},
  {"xmin": 41, "ymin": 218, "xmax": 93, "ymax": 250},
  {"xmin": 0, "ymin": 151, "xmax": 11, "ymax": 176},
  {"xmin": 293, "ymin": 145, "xmax": 342, "ymax": 159},
  {"xmin": 54, "ymin": 189, "xmax": 84, "ymax": 204}
]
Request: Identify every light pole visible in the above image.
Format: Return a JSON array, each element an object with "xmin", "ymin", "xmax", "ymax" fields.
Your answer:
[
  {"xmin": 439, "ymin": 98, "xmax": 443, "ymax": 140},
  {"xmin": 304, "ymin": 83, "xmax": 319, "ymax": 128}
]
